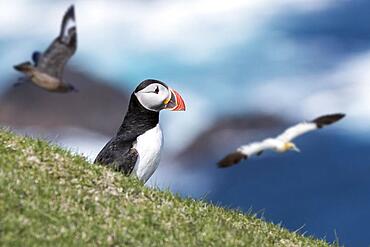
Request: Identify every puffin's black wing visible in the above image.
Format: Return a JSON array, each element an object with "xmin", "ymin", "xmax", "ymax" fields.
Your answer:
[
  {"xmin": 37, "ymin": 5, "xmax": 77, "ymax": 79},
  {"xmin": 94, "ymin": 137, "xmax": 138, "ymax": 175}
]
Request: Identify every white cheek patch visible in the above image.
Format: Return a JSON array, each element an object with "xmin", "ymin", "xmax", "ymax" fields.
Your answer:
[
  {"xmin": 135, "ymin": 83, "xmax": 170, "ymax": 111},
  {"xmin": 135, "ymin": 92, "xmax": 166, "ymax": 111},
  {"xmin": 158, "ymin": 90, "xmax": 170, "ymax": 105}
]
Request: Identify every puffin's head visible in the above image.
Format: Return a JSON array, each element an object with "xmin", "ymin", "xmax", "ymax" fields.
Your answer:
[{"xmin": 134, "ymin": 79, "xmax": 186, "ymax": 112}]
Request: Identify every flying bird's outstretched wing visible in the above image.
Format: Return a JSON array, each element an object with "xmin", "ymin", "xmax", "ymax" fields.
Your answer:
[
  {"xmin": 37, "ymin": 5, "xmax": 77, "ymax": 79},
  {"xmin": 276, "ymin": 113, "xmax": 345, "ymax": 142},
  {"xmin": 218, "ymin": 140, "xmax": 276, "ymax": 168},
  {"xmin": 218, "ymin": 113, "xmax": 345, "ymax": 168}
]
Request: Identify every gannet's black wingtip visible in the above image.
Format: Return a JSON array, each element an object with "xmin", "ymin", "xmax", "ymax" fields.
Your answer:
[
  {"xmin": 218, "ymin": 151, "xmax": 247, "ymax": 168},
  {"xmin": 312, "ymin": 113, "xmax": 345, "ymax": 128}
]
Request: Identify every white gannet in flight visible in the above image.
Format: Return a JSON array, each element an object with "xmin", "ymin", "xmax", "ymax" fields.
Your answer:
[{"xmin": 218, "ymin": 113, "xmax": 345, "ymax": 168}]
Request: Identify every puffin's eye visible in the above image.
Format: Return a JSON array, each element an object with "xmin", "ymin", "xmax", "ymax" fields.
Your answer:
[{"xmin": 154, "ymin": 86, "xmax": 159, "ymax": 94}]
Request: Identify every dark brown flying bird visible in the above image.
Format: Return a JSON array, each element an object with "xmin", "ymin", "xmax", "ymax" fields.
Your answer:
[{"xmin": 13, "ymin": 5, "xmax": 77, "ymax": 93}]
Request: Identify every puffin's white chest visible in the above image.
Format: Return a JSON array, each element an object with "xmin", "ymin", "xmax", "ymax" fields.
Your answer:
[{"xmin": 132, "ymin": 124, "xmax": 163, "ymax": 183}]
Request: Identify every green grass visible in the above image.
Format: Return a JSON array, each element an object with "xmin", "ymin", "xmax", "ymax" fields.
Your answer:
[{"xmin": 0, "ymin": 129, "xmax": 334, "ymax": 246}]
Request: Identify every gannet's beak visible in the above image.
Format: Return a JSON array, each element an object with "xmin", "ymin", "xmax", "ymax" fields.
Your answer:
[
  {"xmin": 163, "ymin": 88, "xmax": 186, "ymax": 111},
  {"xmin": 292, "ymin": 145, "xmax": 300, "ymax": 153},
  {"xmin": 286, "ymin": 142, "xmax": 300, "ymax": 152}
]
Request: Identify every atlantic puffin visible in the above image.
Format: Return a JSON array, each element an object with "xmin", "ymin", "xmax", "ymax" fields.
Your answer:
[
  {"xmin": 218, "ymin": 113, "xmax": 345, "ymax": 167},
  {"xmin": 94, "ymin": 79, "xmax": 186, "ymax": 183},
  {"xmin": 13, "ymin": 5, "xmax": 77, "ymax": 93}
]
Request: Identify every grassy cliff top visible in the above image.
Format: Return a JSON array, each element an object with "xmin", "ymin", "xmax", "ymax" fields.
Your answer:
[{"xmin": 0, "ymin": 129, "xmax": 333, "ymax": 246}]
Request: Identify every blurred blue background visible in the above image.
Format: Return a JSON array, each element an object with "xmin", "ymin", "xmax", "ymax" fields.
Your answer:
[{"xmin": 1, "ymin": 0, "xmax": 370, "ymax": 246}]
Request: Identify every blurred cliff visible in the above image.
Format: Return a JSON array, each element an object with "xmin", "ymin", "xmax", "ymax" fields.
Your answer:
[{"xmin": 0, "ymin": 68, "xmax": 129, "ymax": 135}]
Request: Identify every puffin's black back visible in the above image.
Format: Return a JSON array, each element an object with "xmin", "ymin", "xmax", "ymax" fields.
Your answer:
[{"xmin": 94, "ymin": 93, "xmax": 159, "ymax": 174}]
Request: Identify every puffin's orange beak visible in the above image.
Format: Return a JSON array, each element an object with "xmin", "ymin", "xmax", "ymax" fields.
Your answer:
[{"xmin": 164, "ymin": 88, "xmax": 186, "ymax": 111}]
